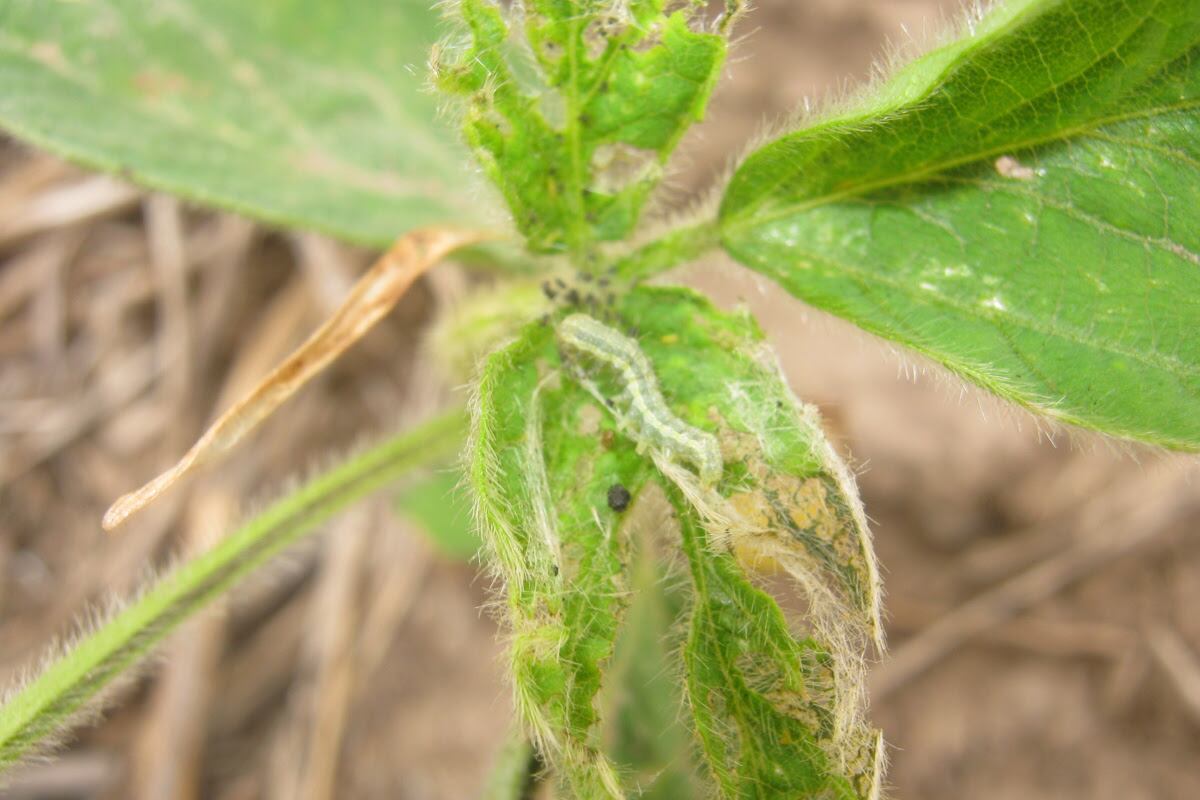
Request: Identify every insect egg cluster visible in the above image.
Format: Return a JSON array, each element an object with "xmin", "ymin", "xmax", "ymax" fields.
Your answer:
[{"xmin": 540, "ymin": 268, "xmax": 618, "ymax": 313}]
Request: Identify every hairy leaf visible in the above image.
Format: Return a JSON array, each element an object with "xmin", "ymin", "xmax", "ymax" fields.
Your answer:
[
  {"xmin": 720, "ymin": 0, "xmax": 1200, "ymax": 450},
  {"xmin": 0, "ymin": 0, "xmax": 474, "ymax": 246},
  {"xmin": 617, "ymin": 288, "xmax": 883, "ymax": 798},
  {"xmin": 470, "ymin": 286, "xmax": 882, "ymax": 797},
  {"xmin": 676, "ymin": 504, "xmax": 881, "ymax": 800},
  {"xmin": 598, "ymin": 507, "xmax": 703, "ymax": 798},
  {"xmin": 469, "ymin": 315, "xmax": 655, "ymax": 797},
  {"xmin": 437, "ymin": 0, "xmax": 732, "ymax": 257}
]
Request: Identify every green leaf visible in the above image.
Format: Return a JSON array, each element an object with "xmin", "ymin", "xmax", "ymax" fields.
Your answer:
[
  {"xmin": 719, "ymin": 0, "xmax": 1200, "ymax": 450},
  {"xmin": 598, "ymin": 514, "xmax": 704, "ymax": 798},
  {"xmin": 393, "ymin": 468, "xmax": 481, "ymax": 561},
  {"xmin": 470, "ymin": 311, "xmax": 655, "ymax": 797},
  {"xmin": 437, "ymin": 0, "xmax": 731, "ymax": 258},
  {"xmin": 613, "ymin": 288, "xmax": 883, "ymax": 798},
  {"xmin": 469, "ymin": 286, "xmax": 882, "ymax": 797},
  {"xmin": 0, "ymin": 408, "xmax": 466, "ymax": 772},
  {"xmin": 676, "ymin": 504, "xmax": 879, "ymax": 800},
  {"xmin": 0, "ymin": 0, "xmax": 476, "ymax": 247}
]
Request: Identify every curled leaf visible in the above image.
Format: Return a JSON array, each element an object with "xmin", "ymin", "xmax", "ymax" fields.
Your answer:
[{"xmin": 468, "ymin": 285, "xmax": 883, "ymax": 797}]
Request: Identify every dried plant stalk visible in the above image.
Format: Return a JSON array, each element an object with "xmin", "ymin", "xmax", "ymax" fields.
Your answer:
[{"xmin": 103, "ymin": 227, "xmax": 491, "ymax": 530}]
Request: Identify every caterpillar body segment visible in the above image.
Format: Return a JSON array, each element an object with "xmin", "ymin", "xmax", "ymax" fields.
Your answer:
[{"xmin": 556, "ymin": 314, "xmax": 723, "ymax": 486}]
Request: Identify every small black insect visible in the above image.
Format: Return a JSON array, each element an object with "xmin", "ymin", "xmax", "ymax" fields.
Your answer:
[{"xmin": 606, "ymin": 483, "xmax": 632, "ymax": 513}]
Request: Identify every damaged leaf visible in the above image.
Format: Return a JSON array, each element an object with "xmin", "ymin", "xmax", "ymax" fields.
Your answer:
[
  {"xmin": 436, "ymin": 0, "xmax": 735, "ymax": 257},
  {"xmin": 469, "ymin": 285, "xmax": 882, "ymax": 797}
]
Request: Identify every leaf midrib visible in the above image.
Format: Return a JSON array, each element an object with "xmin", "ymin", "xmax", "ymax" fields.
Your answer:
[
  {"xmin": 720, "ymin": 0, "xmax": 1160, "ymax": 224},
  {"xmin": 720, "ymin": 96, "xmax": 1200, "ymax": 238}
]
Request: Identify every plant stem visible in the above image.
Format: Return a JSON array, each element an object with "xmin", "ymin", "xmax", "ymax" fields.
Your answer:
[
  {"xmin": 0, "ymin": 407, "xmax": 467, "ymax": 772},
  {"xmin": 612, "ymin": 221, "xmax": 721, "ymax": 283}
]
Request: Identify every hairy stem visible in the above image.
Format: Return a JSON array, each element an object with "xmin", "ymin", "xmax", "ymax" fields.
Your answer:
[
  {"xmin": 0, "ymin": 408, "xmax": 467, "ymax": 772},
  {"xmin": 613, "ymin": 221, "xmax": 721, "ymax": 283}
]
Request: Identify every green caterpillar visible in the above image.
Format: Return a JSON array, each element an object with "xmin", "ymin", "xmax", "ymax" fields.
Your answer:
[{"xmin": 557, "ymin": 314, "xmax": 722, "ymax": 486}]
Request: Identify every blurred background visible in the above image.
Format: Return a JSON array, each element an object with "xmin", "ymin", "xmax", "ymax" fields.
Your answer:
[{"xmin": 2, "ymin": 0, "xmax": 1199, "ymax": 797}]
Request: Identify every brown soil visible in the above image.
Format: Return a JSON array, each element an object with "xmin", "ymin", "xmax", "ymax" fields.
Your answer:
[{"xmin": 1, "ymin": 1, "xmax": 1198, "ymax": 798}]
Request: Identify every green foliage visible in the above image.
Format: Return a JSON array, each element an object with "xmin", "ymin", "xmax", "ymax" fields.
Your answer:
[
  {"xmin": 0, "ymin": 0, "xmax": 471, "ymax": 246},
  {"xmin": 597, "ymin": 533, "xmax": 702, "ymax": 798},
  {"xmin": 435, "ymin": 0, "xmax": 733, "ymax": 258},
  {"xmin": 718, "ymin": 0, "xmax": 1200, "ymax": 450},
  {"xmin": 0, "ymin": 409, "xmax": 466, "ymax": 770},
  {"xmin": 2, "ymin": 0, "xmax": 1198, "ymax": 795},
  {"xmin": 469, "ymin": 304, "xmax": 654, "ymax": 796},
  {"xmin": 676, "ymin": 502, "xmax": 880, "ymax": 800},
  {"xmin": 469, "ymin": 286, "xmax": 882, "ymax": 797},
  {"xmin": 479, "ymin": 531, "xmax": 707, "ymax": 799}
]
